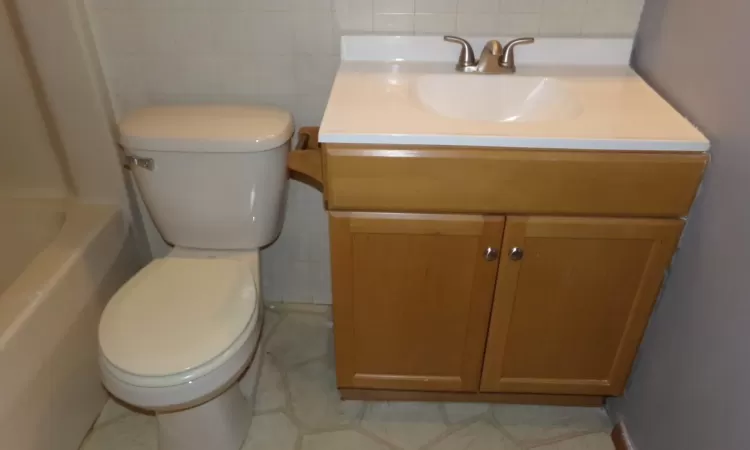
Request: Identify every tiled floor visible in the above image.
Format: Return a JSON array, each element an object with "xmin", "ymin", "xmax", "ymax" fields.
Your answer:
[{"xmin": 81, "ymin": 305, "xmax": 615, "ymax": 450}]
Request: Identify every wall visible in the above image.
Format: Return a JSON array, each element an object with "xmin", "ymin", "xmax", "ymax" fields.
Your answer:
[
  {"xmin": 11, "ymin": 0, "xmax": 130, "ymax": 204},
  {"xmin": 84, "ymin": 0, "xmax": 645, "ymax": 303},
  {"xmin": 608, "ymin": 0, "xmax": 750, "ymax": 449},
  {"xmin": 10, "ymin": 0, "xmax": 156, "ymax": 263},
  {"xmin": 0, "ymin": 1, "xmax": 68, "ymax": 198}
]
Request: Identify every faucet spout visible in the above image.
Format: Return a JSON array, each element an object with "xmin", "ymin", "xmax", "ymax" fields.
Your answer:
[
  {"xmin": 484, "ymin": 40, "xmax": 503, "ymax": 56},
  {"xmin": 444, "ymin": 35, "xmax": 535, "ymax": 74},
  {"xmin": 475, "ymin": 40, "xmax": 504, "ymax": 73}
]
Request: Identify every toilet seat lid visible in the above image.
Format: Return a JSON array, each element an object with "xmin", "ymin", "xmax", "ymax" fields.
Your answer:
[{"xmin": 99, "ymin": 257, "xmax": 257, "ymax": 377}]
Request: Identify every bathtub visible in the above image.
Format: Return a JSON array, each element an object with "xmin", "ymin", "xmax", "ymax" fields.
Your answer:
[{"xmin": 0, "ymin": 199, "xmax": 141, "ymax": 450}]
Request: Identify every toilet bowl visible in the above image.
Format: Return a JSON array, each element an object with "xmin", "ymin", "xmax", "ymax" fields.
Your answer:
[
  {"xmin": 99, "ymin": 252, "xmax": 261, "ymax": 450},
  {"xmin": 98, "ymin": 105, "xmax": 293, "ymax": 450}
]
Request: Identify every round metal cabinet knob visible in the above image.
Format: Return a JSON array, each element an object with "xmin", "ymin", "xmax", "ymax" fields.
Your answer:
[
  {"xmin": 509, "ymin": 247, "xmax": 524, "ymax": 261},
  {"xmin": 484, "ymin": 247, "xmax": 499, "ymax": 261}
]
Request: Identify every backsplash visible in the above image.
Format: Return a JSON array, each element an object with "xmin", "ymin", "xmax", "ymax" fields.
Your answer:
[{"xmin": 85, "ymin": 0, "xmax": 644, "ymax": 304}]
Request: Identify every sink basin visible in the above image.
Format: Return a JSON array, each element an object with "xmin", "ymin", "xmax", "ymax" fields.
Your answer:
[{"xmin": 414, "ymin": 74, "xmax": 583, "ymax": 123}]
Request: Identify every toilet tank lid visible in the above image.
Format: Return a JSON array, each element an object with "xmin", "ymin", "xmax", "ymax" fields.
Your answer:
[{"xmin": 119, "ymin": 105, "xmax": 294, "ymax": 153}]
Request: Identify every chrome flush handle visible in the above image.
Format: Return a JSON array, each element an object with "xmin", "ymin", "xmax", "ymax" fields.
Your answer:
[{"xmin": 124, "ymin": 154, "xmax": 154, "ymax": 171}]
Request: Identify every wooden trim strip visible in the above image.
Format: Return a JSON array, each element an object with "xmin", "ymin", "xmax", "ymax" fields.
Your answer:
[
  {"xmin": 324, "ymin": 142, "xmax": 707, "ymax": 156},
  {"xmin": 611, "ymin": 422, "xmax": 635, "ymax": 450},
  {"xmin": 352, "ymin": 374, "xmax": 463, "ymax": 392},
  {"xmin": 324, "ymin": 144, "xmax": 708, "ymax": 217},
  {"xmin": 340, "ymin": 388, "xmax": 605, "ymax": 407},
  {"xmin": 345, "ymin": 212, "xmax": 487, "ymax": 235}
]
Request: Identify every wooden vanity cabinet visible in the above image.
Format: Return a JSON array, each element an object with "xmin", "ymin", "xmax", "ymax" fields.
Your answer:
[
  {"xmin": 289, "ymin": 142, "xmax": 706, "ymax": 403},
  {"xmin": 329, "ymin": 211, "xmax": 683, "ymax": 399}
]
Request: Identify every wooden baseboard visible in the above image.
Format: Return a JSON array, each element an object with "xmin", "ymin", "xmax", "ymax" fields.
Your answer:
[
  {"xmin": 611, "ymin": 422, "xmax": 634, "ymax": 450},
  {"xmin": 340, "ymin": 388, "xmax": 604, "ymax": 407}
]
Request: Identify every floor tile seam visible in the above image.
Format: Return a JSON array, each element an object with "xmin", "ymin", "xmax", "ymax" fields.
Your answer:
[
  {"xmin": 253, "ymin": 351, "xmax": 288, "ymax": 414},
  {"xmin": 246, "ymin": 347, "xmax": 268, "ymax": 408},
  {"xmin": 436, "ymin": 403, "xmax": 451, "ymax": 426},
  {"xmin": 253, "ymin": 407, "xmax": 288, "ymax": 416},
  {"xmin": 523, "ymin": 429, "xmax": 609, "ymax": 449},
  {"xmin": 85, "ymin": 408, "xmax": 151, "ymax": 437},
  {"xmin": 293, "ymin": 430, "xmax": 304, "ymax": 450},
  {"xmin": 273, "ymin": 352, "xmax": 317, "ymax": 436},
  {"xmin": 419, "ymin": 418, "xmax": 477, "ymax": 450},
  {"xmin": 260, "ymin": 308, "xmax": 285, "ymax": 344},
  {"xmin": 90, "ymin": 414, "xmax": 133, "ymax": 432},
  {"xmin": 282, "ymin": 353, "xmax": 332, "ymax": 372},
  {"xmin": 266, "ymin": 305, "xmax": 330, "ymax": 318},
  {"xmin": 419, "ymin": 411, "xmax": 506, "ymax": 450},
  {"xmin": 353, "ymin": 423, "xmax": 407, "ymax": 450},
  {"xmin": 489, "ymin": 413, "xmax": 529, "ymax": 448}
]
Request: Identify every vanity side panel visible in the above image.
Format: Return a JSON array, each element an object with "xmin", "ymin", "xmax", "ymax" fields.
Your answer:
[{"xmin": 324, "ymin": 145, "xmax": 708, "ymax": 217}]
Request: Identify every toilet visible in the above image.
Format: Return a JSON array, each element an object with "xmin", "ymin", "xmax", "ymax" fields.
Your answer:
[{"xmin": 98, "ymin": 105, "xmax": 294, "ymax": 450}]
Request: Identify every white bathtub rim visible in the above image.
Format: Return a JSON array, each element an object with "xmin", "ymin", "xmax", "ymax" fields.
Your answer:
[
  {"xmin": 0, "ymin": 203, "xmax": 124, "ymax": 346},
  {"xmin": 0, "ymin": 201, "xmax": 128, "ymax": 418}
]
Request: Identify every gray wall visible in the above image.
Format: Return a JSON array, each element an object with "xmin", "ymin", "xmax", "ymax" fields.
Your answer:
[{"xmin": 608, "ymin": 0, "xmax": 750, "ymax": 449}]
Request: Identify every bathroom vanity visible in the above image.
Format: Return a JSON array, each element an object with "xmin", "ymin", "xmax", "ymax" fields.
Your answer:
[{"xmin": 288, "ymin": 36, "xmax": 710, "ymax": 406}]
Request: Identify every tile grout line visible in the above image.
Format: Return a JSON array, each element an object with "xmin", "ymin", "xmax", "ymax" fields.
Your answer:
[
  {"xmin": 86, "ymin": 304, "xmax": 617, "ymax": 450},
  {"xmin": 264, "ymin": 304, "xmax": 392, "ymax": 449},
  {"xmin": 524, "ymin": 429, "xmax": 612, "ymax": 449},
  {"xmin": 353, "ymin": 423, "xmax": 406, "ymax": 450},
  {"xmin": 488, "ymin": 408, "xmax": 528, "ymax": 449}
]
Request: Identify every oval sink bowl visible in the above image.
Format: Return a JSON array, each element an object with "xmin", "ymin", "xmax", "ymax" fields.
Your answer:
[{"xmin": 414, "ymin": 74, "xmax": 583, "ymax": 123}]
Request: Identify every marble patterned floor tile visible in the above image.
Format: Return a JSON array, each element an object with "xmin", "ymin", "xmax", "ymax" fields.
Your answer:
[
  {"xmin": 242, "ymin": 412, "xmax": 298, "ymax": 450},
  {"xmin": 361, "ymin": 402, "xmax": 448, "ymax": 450},
  {"xmin": 287, "ymin": 359, "xmax": 364, "ymax": 430},
  {"xmin": 81, "ymin": 414, "xmax": 157, "ymax": 450},
  {"xmin": 267, "ymin": 303, "xmax": 331, "ymax": 315},
  {"xmin": 531, "ymin": 432, "xmax": 615, "ymax": 450},
  {"xmin": 492, "ymin": 405, "xmax": 612, "ymax": 447},
  {"xmin": 84, "ymin": 302, "xmax": 617, "ymax": 450},
  {"xmin": 265, "ymin": 313, "xmax": 330, "ymax": 368},
  {"xmin": 301, "ymin": 430, "xmax": 390, "ymax": 450},
  {"xmin": 261, "ymin": 307, "xmax": 283, "ymax": 343},
  {"xmin": 254, "ymin": 356, "xmax": 287, "ymax": 413},
  {"xmin": 443, "ymin": 402, "xmax": 491, "ymax": 424},
  {"xmin": 430, "ymin": 420, "xmax": 519, "ymax": 450},
  {"xmin": 239, "ymin": 345, "xmax": 264, "ymax": 400},
  {"xmin": 94, "ymin": 399, "xmax": 141, "ymax": 428}
]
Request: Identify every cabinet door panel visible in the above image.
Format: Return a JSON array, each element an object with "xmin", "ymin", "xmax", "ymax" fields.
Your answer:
[
  {"xmin": 480, "ymin": 216, "xmax": 683, "ymax": 396},
  {"xmin": 331, "ymin": 213, "xmax": 505, "ymax": 392}
]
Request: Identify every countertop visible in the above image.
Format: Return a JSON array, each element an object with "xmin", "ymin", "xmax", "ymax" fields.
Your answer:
[{"xmin": 319, "ymin": 36, "xmax": 710, "ymax": 152}]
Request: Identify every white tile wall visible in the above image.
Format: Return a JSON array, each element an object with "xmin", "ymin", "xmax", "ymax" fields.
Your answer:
[{"xmin": 85, "ymin": 0, "xmax": 644, "ymax": 304}]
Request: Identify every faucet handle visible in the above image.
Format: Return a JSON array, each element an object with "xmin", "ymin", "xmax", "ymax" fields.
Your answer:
[
  {"xmin": 501, "ymin": 37, "xmax": 535, "ymax": 72},
  {"xmin": 444, "ymin": 36, "xmax": 476, "ymax": 71}
]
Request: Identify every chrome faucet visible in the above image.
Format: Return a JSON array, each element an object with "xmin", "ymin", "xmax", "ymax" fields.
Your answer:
[{"xmin": 444, "ymin": 36, "xmax": 535, "ymax": 74}]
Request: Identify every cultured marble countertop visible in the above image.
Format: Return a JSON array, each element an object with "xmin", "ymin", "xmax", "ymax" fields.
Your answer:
[{"xmin": 319, "ymin": 36, "xmax": 710, "ymax": 152}]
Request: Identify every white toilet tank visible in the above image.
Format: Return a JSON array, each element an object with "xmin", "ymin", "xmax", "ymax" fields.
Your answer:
[{"xmin": 119, "ymin": 106, "xmax": 294, "ymax": 250}]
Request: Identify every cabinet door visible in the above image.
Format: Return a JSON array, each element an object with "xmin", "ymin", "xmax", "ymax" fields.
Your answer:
[
  {"xmin": 330, "ymin": 212, "xmax": 505, "ymax": 392},
  {"xmin": 481, "ymin": 216, "xmax": 683, "ymax": 396}
]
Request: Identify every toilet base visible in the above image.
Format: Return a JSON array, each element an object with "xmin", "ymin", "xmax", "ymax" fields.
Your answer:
[{"xmin": 156, "ymin": 383, "xmax": 251, "ymax": 450}]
